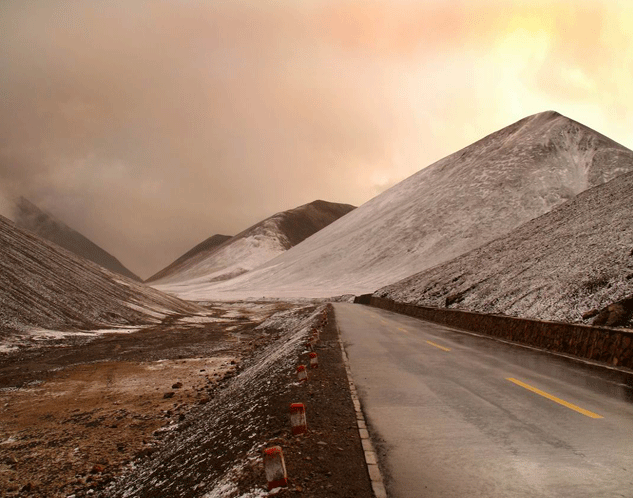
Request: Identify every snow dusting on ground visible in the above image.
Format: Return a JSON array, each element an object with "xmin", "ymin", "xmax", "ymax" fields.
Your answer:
[
  {"xmin": 377, "ymin": 170, "xmax": 633, "ymax": 326},
  {"xmin": 0, "ymin": 325, "xmax": 148, "ymax": 354},
  {"xmin": 103, "ymin": 304, "xmax": 325, "ymax": 497}
]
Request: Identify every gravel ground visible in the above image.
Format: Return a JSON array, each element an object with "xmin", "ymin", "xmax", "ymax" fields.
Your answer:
[
  {"xmin": 0, "ymin": 303, "xmax": 372, "ymax": 497},
  {"xmin": 229, "ymin": 305, "xmax": 373, "ymax": 497}
]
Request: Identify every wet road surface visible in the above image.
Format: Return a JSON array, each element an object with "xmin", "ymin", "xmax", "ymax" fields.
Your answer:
[{"xmin": 334, "ymin": 303, "xmax": 633, "ymax": 498}]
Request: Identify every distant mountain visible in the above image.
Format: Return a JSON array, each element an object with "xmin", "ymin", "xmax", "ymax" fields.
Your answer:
[
  {"xmin": 0, "ymin": 214, "xmax": 201, "ymax": 335},
  {"xmin": 11, "ymin": 197, "xmax": 141, "ymax": 281},
  {"xmin": 146, "ymin": 234, "xmax": 231, "ymax": 282},
  {"xmin": 376, "ymin": 169, "xmax": 633, "ymax": 327},
  {"xmin": 162, "ymin": 111, "xmax": 633, "ymax": 300},
  {"xmin": 149, "ymin": 200, "xmax": 356, "ymax": 287}
]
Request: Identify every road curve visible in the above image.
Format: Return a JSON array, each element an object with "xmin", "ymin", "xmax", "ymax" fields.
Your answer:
[{"xmin": 333, "ymin": 303, "xmax": 633, "ymax": 498}]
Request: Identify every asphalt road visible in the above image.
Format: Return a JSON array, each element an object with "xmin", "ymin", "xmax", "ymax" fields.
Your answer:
[{"xmin": 334, "ymin": 303, "xmax": 633, "ymax": 498}]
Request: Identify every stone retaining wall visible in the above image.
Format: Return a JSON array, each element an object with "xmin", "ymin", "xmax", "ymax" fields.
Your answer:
[{"xmin": 361, "ymin": 296, "xmax": 633, "ymax": 369}]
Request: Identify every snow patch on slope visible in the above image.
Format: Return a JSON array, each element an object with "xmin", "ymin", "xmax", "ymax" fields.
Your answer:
[
  {"xmin": 377, "ymin": 170, "xmax": 633, "ymax": 325},
  {"xmin": 156, "ymin": 220, "xmax": 288, "ymax": 288},
  {"xmin": 150, "ymin": 200, "xmax": 355, "ymax": 292}
]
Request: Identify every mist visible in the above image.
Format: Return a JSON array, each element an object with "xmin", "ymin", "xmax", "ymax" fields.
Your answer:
[{"xmin": 1, "ymin": 0, "xmax": 632, "ymax": 278}]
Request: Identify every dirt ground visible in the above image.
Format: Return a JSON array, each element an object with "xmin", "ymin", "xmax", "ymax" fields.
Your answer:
[
  {"xmin": 0, "ymin": 302, "xmax": 291, "ymax": 497},
  {"xmin": 0, "ymin": 303, "xmax": 374, "ymax": 497}
]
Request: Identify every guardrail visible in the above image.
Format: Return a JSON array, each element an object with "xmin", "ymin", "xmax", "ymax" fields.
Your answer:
[{"xmin": 356, "ymin": 296, "xmax": 633, "ymax": 369}]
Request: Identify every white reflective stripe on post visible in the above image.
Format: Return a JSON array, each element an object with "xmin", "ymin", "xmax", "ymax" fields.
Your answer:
[
  {"xmin": 296, "ymin": 365, "xmax": 308, "ymax": 381},
  {"xmin": 290, "ymin": 403, "xmax": 307, "ymax": 435},
  {"xmin": 309, "ymin": 352, "xmax": 318, "ymax": 369},
  {"xmin": 263, "ymin": 446, "xmax": 288, "ymax": 490}
]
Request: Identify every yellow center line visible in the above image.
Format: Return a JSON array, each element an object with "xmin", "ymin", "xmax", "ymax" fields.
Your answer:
[
  {"xmin": 426, "ymin": 340, "xmax": 451, "ymax": 352},
  {"xmin": 397, "ymin": 327, "xmax": 410, "ymax": 334},
  {"xmin": 506, "ymin": 378, "xmax": 603, "ymax": 419}
]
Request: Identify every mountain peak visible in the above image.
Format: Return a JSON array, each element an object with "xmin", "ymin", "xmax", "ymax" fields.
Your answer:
[
  {"xmin": 531, "ymin": 109, "xmax": 562, "ymax": 120},
  {"xmin": 149, "ymin": 200, "xmax": 355, "ymax": 286},
  {"xmin": 162, "ymin": 112, "xmax": 633, "ymax": 300}
]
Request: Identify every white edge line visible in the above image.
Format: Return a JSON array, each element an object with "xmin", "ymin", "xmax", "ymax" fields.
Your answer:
[
  {"xmin": 376, "ymin": 307, "xmax": 633, "ymax": 384},
  {"xmin": 437, "ymin": 324, "xmax": 631, "ymax": 375},
  {"xmin": 336, "ymin": 322, "xmax": 388, "ymax": 498}
]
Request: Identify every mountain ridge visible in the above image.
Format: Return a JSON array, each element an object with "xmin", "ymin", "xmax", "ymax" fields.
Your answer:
[
  {"xmin": 149, "ymin": 199, "xmax": 355, "ymax": 286},
  {"xmin": 11, "ymin": 197, "xmax": 141, "ymax": 281},
  {"xmin": 0, "ymin": 214, "xmax": 201, "ymax": 335},
  {"xmin": 146, "ymin": 234, "xmax": 232, "ymax": 282},
  {"xmin": 157, "ymin": 111, "xmax": 633, "ymax": 300},
  {"xmin": 375, "ymin": 169, "xmax": 633, "ymax": 327}
]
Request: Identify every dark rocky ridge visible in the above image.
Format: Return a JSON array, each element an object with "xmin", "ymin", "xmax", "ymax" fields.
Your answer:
[
  {"xmin": 273, "ymin": 199, "xmax": 357, "ymax": 248},
  {"xmin": 0, "ymin": 214, "xmax": 201, "ymax": 335},
  {"xmin": 12, "ymin": 197, "xmax": 141, "ymax": 281},
  {"xmin": 149, "ymin": 200, "xmax": 355, "ymax": 285}
]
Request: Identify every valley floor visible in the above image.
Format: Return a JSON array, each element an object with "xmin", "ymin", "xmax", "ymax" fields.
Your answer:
[{"xmin": 0, "ymin": 302, "xmax": 372, "ymax": 498}]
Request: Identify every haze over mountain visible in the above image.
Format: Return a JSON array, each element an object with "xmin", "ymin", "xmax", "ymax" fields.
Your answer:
[
  {"xmin": 156, "ymin": 111, "xmax": 633, "ymax": 300},
  {"xmin": 150, "ymin": 200, "xmax": 355, "ymax": 287},
  {"xmin": 376, "ymin": 169, "xmax": 633, "ymax": 328},
  {"xmin": 6, "ymin": 196, "xmax": 140, "ymax": 281},
  {"xmin": 0, "ymin": 214, "xmax": 201, "ymax": 336}
]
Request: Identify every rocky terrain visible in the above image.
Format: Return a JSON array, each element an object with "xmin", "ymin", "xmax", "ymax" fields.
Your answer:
[
  {"xmin": 0, "ymin": 301, "xmax": 289, "ymax": 496},
  {"xmin": 0, "ymin": 214, "xmax": 201, "ymax": 345},
  {"xmin": 3, "ymin": 109, "xmax": 633, "ymax": 498},
  {"xmin": 161, "ymin": 111, "xmax": 633, "ymax": 301},
  {"xmin": 150, "ymin": 200, "xmax": 355, "ymax": 288},
  {"xmin": 9, "ymin": 196, "xmax": 140, "ymax": 281},
  {"xmin": 375, "ymin": 170, "xmax": 633, "ymax": 328},
  {"xmin": 0, "ymin": 303, "xmax": 373, "ymax": 498}
]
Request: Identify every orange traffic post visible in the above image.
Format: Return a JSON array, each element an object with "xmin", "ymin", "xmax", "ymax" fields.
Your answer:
[
  {"xmin": 309, "ymin": 352, "xmax": 318, "ymax": 369},
  {"xmin": 290, "ymin": 403, "xmax": 307, "ymax": 435},
  {"xmin": 296, "ymin": 364, "xmax": 308, "ymax": 382},
  {"xmin": 263, "ymin": 446, "xmax": 288, "ymax": 490}
]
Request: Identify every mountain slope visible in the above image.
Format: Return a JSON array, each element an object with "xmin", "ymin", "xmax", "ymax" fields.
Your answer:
[
  {"xmin": 150, "ymin": 200, "xmax": 355, "ymax": 286},
  {"xmin": 376, "ymin": 170, "xmax": 633, "ymax": 327},
  {"xmin": 11, "ymin": 197, "xmax": 141, "ymax": 281},
  {"xmin": 160, "ymin": 111, "xmax": 633, "ymax": 300},
  {"xmin": 146, "ymin": 234, "xmax": 231, "ymax": 282},
  {"xmin": 0, "ymin": 214, "xmax": 201, "ymax": 336}
]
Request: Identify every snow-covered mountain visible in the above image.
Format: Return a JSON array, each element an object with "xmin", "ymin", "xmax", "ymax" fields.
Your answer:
[
  {"xmin": 376, "ymin": 169, "xmax": 633, "ymax": 327},
  {"xmin": 8, "ymin": 196, "xmax": 141, "ymax": 281},
  {"xmin": 146, "ymin": 234, "xmax": 232, "ymax": 282},
  {"xmin": 0, "ymin": 214, "xmax": 201, "ymax": 336},
  {"xmin": 160, "ymin": 111, "xmax": 633, "ymax": 300},
  {"xmin": 150, "ymin": 200, "xmax": 355, "ymax": 288}
]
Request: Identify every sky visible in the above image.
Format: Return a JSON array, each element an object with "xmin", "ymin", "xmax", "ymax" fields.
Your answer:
[{"xmin": 1, "ymin": 0, "xmax": 632, "ymax": 279}]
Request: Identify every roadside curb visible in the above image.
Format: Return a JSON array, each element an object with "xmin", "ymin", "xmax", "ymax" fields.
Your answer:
[
  {"xmin": 336, "ymin": 322, "xmax": 387, "ymax": 498},
  {"xmin": 365, "ymin": 303, "xmax": 633, "ymax": 383},
  {"xmin": 362, "ymin": 296, "xmax": 633, "ymax": 371}
]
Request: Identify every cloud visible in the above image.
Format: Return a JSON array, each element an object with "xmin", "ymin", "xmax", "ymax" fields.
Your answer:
[{"xmin": 0, "ymin": 0, "xmax": 632, "ymax": 278}]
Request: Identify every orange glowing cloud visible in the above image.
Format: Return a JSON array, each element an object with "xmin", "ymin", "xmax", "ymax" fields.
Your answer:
[{"xmin": 0, "ymin": 0, "xmax": 632, "ymax": 277}]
